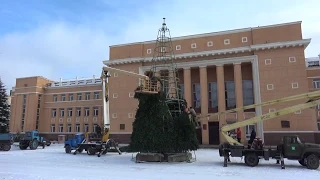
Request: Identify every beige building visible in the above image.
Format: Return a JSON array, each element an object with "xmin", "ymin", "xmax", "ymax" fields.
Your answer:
[{"xmin": 9, "ymin": 21, "xmax": 320, "ymax": 145}]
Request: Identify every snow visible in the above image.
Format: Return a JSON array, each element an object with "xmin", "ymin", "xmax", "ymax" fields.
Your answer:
[{"xmin": 0, "ymin": 144, "xmax": 318, "ymax": 180}]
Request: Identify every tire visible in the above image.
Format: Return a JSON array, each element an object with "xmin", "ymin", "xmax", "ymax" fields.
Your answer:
[
  {"xmin": 19, "ymin": 144, "xmax": 28, "ymax": 150},
  {"xmin": 306, "ymin": 154, "xmax": 320, "ymax": 170},
  {"xmin": 2, "ymin": 144, "xmax": 11, "ymax": 151},
  {"xmin": 299, "ymin": 159, "xmax": 306, "ymax": 166},
  {"xmin": 87, "ymin": 147, "xmax": 96, "ymax": 155},
  {"xmin": 29, "ymin": 139, "xmax": 39, "ymax": 150},
  {"xmin": 65, "ymin": 145, "xmax": 71, "ymax": 154},
  {"xmin": 245, "ymin": 153, "xmax": 259, "ymax": 167},
  {"xmin": 78, "ymin": 148, "xmax": 83, "ymax": 153}
]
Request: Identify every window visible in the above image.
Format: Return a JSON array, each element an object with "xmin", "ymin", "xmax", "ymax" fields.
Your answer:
[
  {"xmin": 292, "ymin": 82, "xmax": 299, "ymax": 89},
  {"xmin": 53, "ymin": 95, "xmax": 57, "ymax": 102},
  {"xmin": 61, "ymin": 94, "xmax": 66, "ymax": 101},
  {"xmin": 242, "ymin": 37, "xmax": 248, "ymax": 43},
  {"xmin": 128, "ymin": 113, "xmax": 133, "ymax": 118},
  {"xmin": 59, "ymin": 124, "xmax": 63, "ymax": 132},
  {"xmin": 269, "ymin": 108, "xmax": 276, "ymax": 113},
  {"xmin": 76, "ymin": 108, "xmax": 81, "ymax": 116},
  {"xmin": 313, "ymin": 79, "xmax": 320, "ymax": 89},
  {"xmin": 245, "ymin": 125, "xmax": 255, "ymax": 140},
  {"xmin": 267, "ymin": 84, "xmax": 274, "ymax": 90},
  {"xmin": 281, "ymin": 120, "xmax": 290, "ymax": 128},
  {"xmin": 69, "ymin": 94, "xmax": 74, "ymax": 101},
  {"xmin": 84, "ymin": 124, "xmax": 89, "ymax": 132},
  {"xmin": 224, "ymin": 39, "xmax": 230, "ymax": 45},
  {"xmin": 85, "ymin": 92, "xmax": 90, "ymax": 100},
  {"xmin": 192, "ymin": 83, "xmax": 201, "ymax": 109},
  {"xmin": 161, "ymin": 47, "xmax": 166, "ymax": 52},
  {"xmin": 176, "ymin": 45, "xmax": 181, "ymax": 50},
  {"xmin": 112, "ymin": 113, "xmax": 117, "ymax": 118},
  {"xmin": 147, "ymin": 49, "xmax": 152, "ymax": 54},
  {"xmin": 67, "ymin": 124, "xmax": 72, "ymax": 132},
  {"xmin": 265, "ymin": 59, "xmax": 271, "ymax": 65},
  {"xmin": 76, "ymin": 124, "xmax": 80, "ymax": 132},
  {"xmin": 68, "ymin": 108, "xmax": 72, "ymax": 117},
  {"xmin": 93, "ymin": 124, "xmax": 98, "ymax": 133},
  {"xmin": 317, "ymin": 121, "xmax": 320, "ymax": 131},
  {"xmin": 59, "ymin": 108, "xmax": 65, "ymax": 117},
  {"xmin": 191, "ymin": 43, "xmax": 196, "ymax": 49},
  {"xmin": 94, "ymin": 92, "xmax": 100, "ymax": 99},
  {"xmin": 23, "ymin": 95, "xmax": 27, "ymax": 104},
  {"xmin": 94, "ymin": 107, "xmax": 99, "ymax": 116},
  {"xmin": 113, "ymin": 93, "xmax": 118, "ymax": 98},
  {"xmin": 77, "ymin": 93, "xmax": 82, "ymax": 100},
  {"xmin": 179, "ymin": 84, "xmax": 184, "ymax": 99},
  {"xmin": 289, "ymin": 56, "xmax": 296, "ymax": 63},
  {"xmin": 207, "ymin": 41, "xmax": 213, "ymax": 47},
  {"xmin": 51, "ymin": 124, "xmax": 55, "ymax": 132},
  {"xmin": 85, "ymin": 108, "xmax": 90, "ymax": 116},
  {"xmin": 208, "ymin": 82, "xmax": 218, "ymax": 112},
  {"xmin": 294, "ymin": 110, "xmax": 302, "ymax": 114},
  {"xmin": 242, "ymin": 80, "xmax": 254, "ymax": 108},
  {"xmin": 120, "ymin": 124, "xmax": 125, "ymax": 130},
  {"xmin": 52, "ymin": 109, "xmax": 57, "ymax": 117},
  {"xmin": 129, "ymin": 92, "xmax": 134, "ymax": 98},
  {"xmin": 225, "ymin": 81, "xmax": 236, "ymax": 110}
]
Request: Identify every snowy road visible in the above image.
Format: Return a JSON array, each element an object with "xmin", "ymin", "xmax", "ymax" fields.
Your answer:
[{"xmin": 0, "ymin": 144, "xmax": 319, "ymax": 180}]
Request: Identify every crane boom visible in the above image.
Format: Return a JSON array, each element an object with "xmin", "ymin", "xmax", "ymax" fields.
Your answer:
[
  {"xmin": 203, "ymin": 90, "xmax": 320, "ymax": 145},
  {"xmin": 202, "ymin": 90, "xmax": 320, "ymax": 118},
  {"xmin": 103, "ymin": 66, "xmax": 149, "ymax": 80}
]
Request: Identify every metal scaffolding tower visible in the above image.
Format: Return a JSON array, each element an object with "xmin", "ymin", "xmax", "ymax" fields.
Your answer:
[{"xmin": 148, "ymin": 18, "xmax": 185, "ymax": 118}]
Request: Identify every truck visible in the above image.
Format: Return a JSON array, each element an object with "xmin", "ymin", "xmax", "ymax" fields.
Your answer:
[
  {"xmin": 64, "ymin": 131, "xmax": 121, "ymax": 157},
  {"xmin": 219, "ymin": 135, "xmax": 320, "ymax": 170},
  {"xmin": 19, "ymin": 130, "xmax": 46, "ymax": 150},
  {"xmin": 0, "ymin": 133, "xmax": 13, "ymax": 151},
  {"xmin": 201, "ymin": 90, "xmax": 320, "ymax": 170}
]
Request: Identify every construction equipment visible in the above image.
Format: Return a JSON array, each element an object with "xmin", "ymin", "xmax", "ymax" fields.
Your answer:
[
  {"xmin": 215, "ymin": 90, "xmax": 320, "ymax": 169},
  {"xmin": 19, "ymin": 130, "xmax": 46, "ymax": 150},
  {"xmin": 0, "ymin": 133, "xmax": 13, "ymax": 151}
]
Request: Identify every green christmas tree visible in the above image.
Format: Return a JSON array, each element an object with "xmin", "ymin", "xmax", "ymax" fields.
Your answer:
[
  {"xmin": 0, "ymin": 77, "xmax": 10, "ymax": 133},
  {"xmin": 129, "ymin": 87, "xmax": 199, "ymax": 154}
]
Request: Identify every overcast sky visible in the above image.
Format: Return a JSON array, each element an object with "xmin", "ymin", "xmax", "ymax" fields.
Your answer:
[{"xmin": 0, "ymin": 0, "xmax": 319, "ymax": 92}]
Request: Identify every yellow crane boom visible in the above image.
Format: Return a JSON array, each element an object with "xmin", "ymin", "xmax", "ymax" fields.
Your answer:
[
  {"xmin": 102, "ymin": 66, "xmax": 149, "ymax": 80},
  {"xmin": 203, "ymin": 90, "xmax": 320, "ymax": 145}
]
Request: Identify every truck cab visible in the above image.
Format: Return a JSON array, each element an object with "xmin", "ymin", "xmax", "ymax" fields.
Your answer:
[
  {"xmin": 64, "ymin": 133, "xmax": 85, "ymax": 153},
  {"xmin": 19, "ymin": 130, "xmax": 45, "ymax": 150},
  {"xmin": 280, "ymin": 135, "xmax": 320, "ymax": 169}
]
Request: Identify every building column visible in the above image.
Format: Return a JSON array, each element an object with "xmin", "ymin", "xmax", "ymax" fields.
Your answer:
[
  {"xmin": 216, "ymin": 64, "xmax": 226, "ymax": 143},
  {"xmin": 183, "ymin": 67, "xmax": 192, "ymax": 108},
  {"xmin": 199, "ymin": 66, "xmax": 209, "ymax": 144},
  {"xmin": 233, "ymin": 62, "xmax": 245, "ymax": 142}
]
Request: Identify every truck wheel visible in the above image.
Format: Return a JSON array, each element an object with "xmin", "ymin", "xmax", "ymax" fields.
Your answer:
[
  {"xmin": 78, "ymin": 148, "xmax": 83, "ymax": 153},
  {"xmin": 65, "ymin": 145, "xmax": 71, "ymax": 153},
  {"xmin": 87, "ymin": 147, "xmax": 96, "ymax": 155},
  {"xmin": 2, "ymin": 144, "xmax": 11, "ymax": 151},
  {"xmin": 306, "ymin": 154, "xmax": 319, "ymax": 170},
  {"xmin": 29, "ymin": 139, "xmax": 39, "ymax": 150},
  {"xmin": 19, "ymin": 144, "xmax": 28, "ymax": 150},
  {"xmin": 245, "ymin": 153, "xmax": 259, "ymax": 167},
  {"xmin": 298, "ymin": 159, "xmax": 306, "ymax": 166}
]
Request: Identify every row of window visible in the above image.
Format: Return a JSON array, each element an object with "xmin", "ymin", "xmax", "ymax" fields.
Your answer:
[
  {"xmin": 52, "ymin": 107, "xmax": 99, "ymax": 117},
  {"xmin": 52, "ymin": 91, "xmax": 100, "ymax": 102},
  {"xmin": 266, "ymin": 82, "xmax": 299, "ymax": 90},
  {"xmin": 50, "ymin": 123, "xmax": 126, "ymax": 132},
  {"xmin": 264, "ymin": 56, "xmax": 297, "ymax": 65},
  {"xmin": 146, "ymin": 37, "xmax": 248, "ymax": 54}
]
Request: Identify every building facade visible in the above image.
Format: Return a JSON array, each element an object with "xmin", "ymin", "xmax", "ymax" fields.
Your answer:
[
  {"xmin": 9, "ymin": 21, "xmax": 320, "ymax": 145},
  {"xmin": 9, "ymin": 76, "xmax": 104, "ymax": 140}
]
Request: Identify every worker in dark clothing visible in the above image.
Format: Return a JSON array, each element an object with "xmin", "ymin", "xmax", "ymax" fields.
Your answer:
[
  {"xmin": 236, "ymin": 128, "xmax": 241, "ymax": 143},
  {"xmin": 248, "ymin": 128, "xmax": 256, "ymax": 148}
]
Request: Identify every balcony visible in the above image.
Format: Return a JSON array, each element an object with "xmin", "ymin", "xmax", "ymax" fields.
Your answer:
[{"xmin": 306, "ymin": 57, "xmax": 320, "ymax": 68}]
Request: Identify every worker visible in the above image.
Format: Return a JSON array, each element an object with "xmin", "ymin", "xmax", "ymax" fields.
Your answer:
[
  {"xmin": 236, "ymin": 128, "xmax": 241, "ymax": 143},
  {"xmin": 248, "ymin": 128, "xmax": 256, "ymax": 148}
]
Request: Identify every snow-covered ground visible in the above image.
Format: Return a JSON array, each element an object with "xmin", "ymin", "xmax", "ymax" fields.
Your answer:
[{"xmin": 0, "ymin": 144, "xmax": 319, "ymax": 180}]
